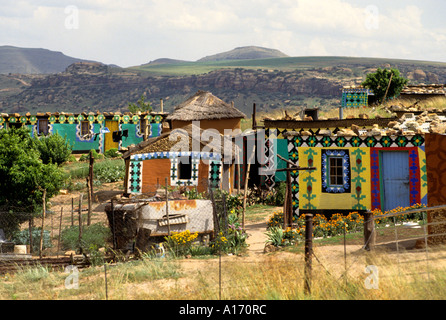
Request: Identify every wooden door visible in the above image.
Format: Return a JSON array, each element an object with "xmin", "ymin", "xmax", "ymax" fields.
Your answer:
[
  {"xmin": 381, "ymin": 151, "xmax": 410, "ymax": 211},
  {"xmin": 104, "ymin": 120, "xmax": 119, "ymax": 151}
]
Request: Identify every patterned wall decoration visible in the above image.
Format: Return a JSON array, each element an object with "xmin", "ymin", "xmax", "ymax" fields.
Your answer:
[
  {"xmin": 263, "ymin": 128, "xmax": 277, "ymax": 189},
  {"xmin": 128, "ymin": 160, "xmax": 143, "ymax": 193},
  {"xmin": 128, "ymin": 151, "xmax": 222, "ymax": 193},
  {"xmin": 170, "ymin": 156, "xmax": 200, "ymax": 187},
  {"xmin": 300, "ymin": 148, "xmax": 318, "ymax": 210},
  {"xmin": 0, "ymin": 113, "xmax": 165, "ymax": 153},
  {"xmin": 341, "ymin": 88, "xmax": 370, "ymax": 108},
  {"xmin": 351, "ymin": 148, "xmax": 368, "ymax": 210},
  {"xmin": 285, "ymin": 134, "xmax": 424, "ymax": 214}
]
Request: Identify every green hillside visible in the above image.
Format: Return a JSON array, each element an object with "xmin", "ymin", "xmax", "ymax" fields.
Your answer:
[{"xmin": 130, "ymin": 55, "xmax": 446, "ymax": 77}]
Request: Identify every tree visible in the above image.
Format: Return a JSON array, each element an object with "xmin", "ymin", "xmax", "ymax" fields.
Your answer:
[
  {"xmin": 32, "ymin": 132, "xmax": 73, "ymax": 166},
  {"xmin": 362, "ymin": 68, "xmax": 408, "ymax": 104},
  {"xmin": 0, "ymin": 127, "xmax": 66, "ymax": 237},
  {"xmin": 128, "ymin": 95, "xmax": 152, "ymax": 113}
]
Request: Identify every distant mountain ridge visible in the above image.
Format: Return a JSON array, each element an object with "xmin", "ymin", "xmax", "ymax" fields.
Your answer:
[
  {"xmin": 197, "ymin": 46, "xmax": 289, "ymax": 62},
  {"xmin": 0, "ymin": 45, "xmax": 100, "ymax": 74}
]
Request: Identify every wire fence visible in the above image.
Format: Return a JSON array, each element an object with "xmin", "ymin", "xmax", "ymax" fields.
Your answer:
[{"xmin": 2, "ymin": 184, "xmax": 446, "ymax": 299}]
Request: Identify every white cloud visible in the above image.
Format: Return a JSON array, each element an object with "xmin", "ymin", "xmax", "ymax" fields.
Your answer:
[{"xmin": 0, "ymin": 0, "xmax": 445, "ymax": 66}]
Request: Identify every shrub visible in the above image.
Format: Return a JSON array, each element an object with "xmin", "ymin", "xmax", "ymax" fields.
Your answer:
[
  {"xmin": 12, "ymin": 227, "xmax": 52, "ymax": 253},
  {"xmin": 94, "ymin": 159, "xmax": 125, "ymax": 183},
  {"xmin": 104, "ymin": 148, "xmax": 120, "ymax": 158},
  {"xmin": 33, "ymin": 133, "xmax": 73, "ymax": 166},
  {"xmin": 61, "ymin": 223, "xmax": 110, "ymax": 253}
]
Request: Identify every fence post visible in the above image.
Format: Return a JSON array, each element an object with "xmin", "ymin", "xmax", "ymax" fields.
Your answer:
[
  {"xmin": 39, "ymin": 189, "xmax": 47, "ymax": 259},
  {"xmin": 363, "ymin": 210, "xmax": 375, "ymax": 251},
  {"xmin": 28, "ymin": 218, "xmax": 33, "ymax": 255},
  {"xmin": 304, "ymin": 213, "xmax": 313, "ymax": 295},
  {"xmin": 78, "ymin": 193, "xmax": 83, "ymax": 254},
  {"xmin": 57, "ymin": 207, "xmax": 63, "ymax": 258},
  {"xmin": 165, "ymin": 177, "xmax": 171, "ymax": 237}
]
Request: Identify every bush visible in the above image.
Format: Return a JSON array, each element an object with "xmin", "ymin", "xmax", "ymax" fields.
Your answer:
[
  {"xmin": 33, "ymin": 133, "xmax": 73, "ymax": 166},
  {"xmin": 104, "ymin": 148, "xmax": 120, "ymax": 158},
  {"xmin": 79, "ymin": 149, "xmax": 104, "ymax": 162},
  {"xmin": 61, "ymin": 223, "xmax": 110, "ymax": 253},
  {"xmin": 12, "ymin": 227, "xmax": 52, "ymax": 253},
  {"xmin": 94, "ymin": 159, "xmax": 125, "ymax": 183}
]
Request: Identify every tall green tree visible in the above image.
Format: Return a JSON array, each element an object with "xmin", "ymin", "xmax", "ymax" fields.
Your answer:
[
  {"xmin": 0, "ymin": 127, "xmax": 66, "ymax": 237},
  {"xmin": 32, "ymin": 132, "xmax": 73, "ymax": 166},
  {"xmin": 128, "ymin": 95, "xmax": 152, "ymax": 113},
  {"xmin": 362, "ymin": 68, "xmax": 408, "ymax": 104}
]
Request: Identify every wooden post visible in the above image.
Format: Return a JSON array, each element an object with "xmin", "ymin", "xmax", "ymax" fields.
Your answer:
[
  {"xmin": 242, "ymin": 141, "xmax": 256, "ymax": 230},
  {"xmin": 89, "ymin": 150, "xmax": 94, "ymax": 204},
  {"xmin": 283, "ymin": 161, "xmax": 293, "ymax": 229},
  {"xmin": 28, "ymin": 218, "xmax": 33, "ymax": 255},
  {"xmin": 252, "ymin": 103, "xmax": 257, "ymax": 130},
  {"xmin": 71, "ymin": 197, "xmax": 74, "ymax": 226},
  {"xmin": 110, "ymin": 199, "xmax": 117, "ymax": 250},
  {"xmin": 304, "ymin": 213, "xmax": 313, "ymax": 295},
  {"xmin": 57, "ymin": 207, "xmax": 63, "ymax": 258},
  {"xmin": 165, "ymin": 177, "xmax": 171, "ymax": 237},
  {"xmin": 209, "ymin": 183, "xmax": 219, "ymax": 240},
  {"xmin": 78, "ymin": 193, "xmax": 83, "ymax": 254},
  {"xmin": 363, "ymin": 211, "xmax": 375, "ymax": 251},
  {"xmin": 86, "ymin": 176, "xmax": 92, "ymax": 226},
  {"xmin": 39, "ymin": 189, "xmax": 46, "ymax": 259}
]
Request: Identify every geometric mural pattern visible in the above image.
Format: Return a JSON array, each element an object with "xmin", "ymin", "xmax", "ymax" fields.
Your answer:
[{"xmin": 283, "ymin": 134, "xmax": 425, "ymax": 215}]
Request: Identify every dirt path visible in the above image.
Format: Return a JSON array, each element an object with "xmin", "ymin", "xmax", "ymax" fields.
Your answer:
[{"xmin": 245, "ymin": 221, "xmax": 268, "ymax": 256}]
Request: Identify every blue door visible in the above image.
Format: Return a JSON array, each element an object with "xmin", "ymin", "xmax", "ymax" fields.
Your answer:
[{"xmin": 381, "ymin": 151, "xmax": 410, "ymax": 211}]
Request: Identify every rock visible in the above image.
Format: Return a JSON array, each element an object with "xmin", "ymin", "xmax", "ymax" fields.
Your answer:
[
  {"xmin": 351, "ymin": 124, "xmax": 360, "ymax": 135},
  {"xmin": 386, "ymin": 129, "xmax": 398, "ymax": 136},
  {"xmin": 387, "ymin": 121, "xmax": 398, "ymax": 128},
  {"xmin": 299, "ymin": 130, "xmax": 312, "ymax": 136},
  {"xmin": 319, "ymin": 129, "xmax": 332, "ymax": 136},
  {"xmin": 59, "ymin": 189, "xmax": 68, "ymax": 195},
  {"xmin": 406, "ymin": 121, "xmax": 420, "ymax": 131},
  {"xmin": 403, "ymin": 130, "xmax": 415, "ymax": 136},
  {"xmin": 336, "ymin": 128, "xmax": 356, "ymax": 137},
  {"xmin": 359, "ymin": 113, "xmax": 369, "ymax": 119}
]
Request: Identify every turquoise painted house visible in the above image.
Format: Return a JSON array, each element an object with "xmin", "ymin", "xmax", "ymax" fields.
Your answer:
[{"xmin": 0, "ymin": 111, "xmax": 168, "ymax": 153}]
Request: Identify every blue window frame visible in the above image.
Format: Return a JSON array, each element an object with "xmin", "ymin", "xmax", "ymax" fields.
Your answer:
[{"xmin": 321, "ymin": 149, "xmax": 351, "ymax": 193}]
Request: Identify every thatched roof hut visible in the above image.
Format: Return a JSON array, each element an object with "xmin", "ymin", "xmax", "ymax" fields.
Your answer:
[{"xmin": 166, "ymin": 90, "xmax": 246, "ymax": 134}]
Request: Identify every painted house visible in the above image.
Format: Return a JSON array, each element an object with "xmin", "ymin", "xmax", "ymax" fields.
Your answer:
[
  {"xmin": 262, "ymin": 116, "xmax": 429, "ymax": 217},
  {"xmin": 122, "ymin": 124, "xmax": 237, "ymax": 196},
  {"xmin": 166, "ymin": 90, "xmax": 246, "ymax": 135},
  {"xmin": 0, "ymin": 111, "xmax": 167, "ymax": 153}
]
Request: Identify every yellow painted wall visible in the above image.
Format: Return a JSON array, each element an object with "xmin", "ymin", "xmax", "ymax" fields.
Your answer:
[{"xmin": 298, "ymin": 147, "xmax": 371, "ymax": 210}]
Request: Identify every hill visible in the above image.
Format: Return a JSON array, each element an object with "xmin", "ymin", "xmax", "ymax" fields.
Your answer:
[
  {"xmin": 0, "ymin": 45, "xmax": 98, "ymax": 74},
  {"xmin": 1, "ymin": 54, "xmax": 446, "ymax": 116},
  {"xmin": 197, "ymin": 46, "xmax": 288, "ymax": 62}
]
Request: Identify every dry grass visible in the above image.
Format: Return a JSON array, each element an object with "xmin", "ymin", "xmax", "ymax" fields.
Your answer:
[{"xmin": 2, "ymin": 241, "xmax": 446, "ymax": 300}]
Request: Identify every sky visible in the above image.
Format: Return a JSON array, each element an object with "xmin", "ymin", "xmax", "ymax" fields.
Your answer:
[{"xmin": 1, "ymin": 0, "xmax": 446, "ymax": 67}]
